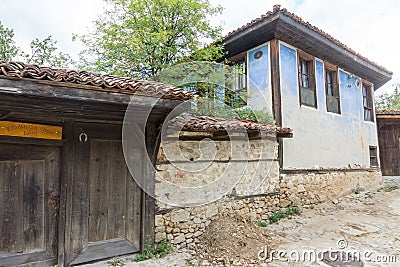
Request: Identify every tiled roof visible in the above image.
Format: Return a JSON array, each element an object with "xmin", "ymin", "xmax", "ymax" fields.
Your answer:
[
  {"xmin": 167, "ymin": 115, "xmax": 291, "ymax": 133},
  {"xmin": 223, "ymin": 5, "xmax": 392, "ymax": 75},
  {"xmin": 376, "ymin": 110, "xmax": 400, "ymax": 115},
  {"xmin": 0, "ymin": 61, "xmax": 194, "ymax": 100}
]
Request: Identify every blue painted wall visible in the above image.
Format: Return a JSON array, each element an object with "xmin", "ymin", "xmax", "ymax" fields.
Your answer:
[{"xmin": 247, "ymin": 44, "xmax": 273, "ymax": 113}]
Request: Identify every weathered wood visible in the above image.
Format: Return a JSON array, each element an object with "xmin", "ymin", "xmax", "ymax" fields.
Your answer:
[
  {"xmin": 23, "ymin": 161, "xmax": 45, "ymax": 251},
  {"xmin": 377, "ymin": 122, "xmax": 400, "ymax": 176},
  {"xmin": 126, "ymin": 155, "xmax": 142, "ymax": 249},
  {"xmin": 0, "ymin": 143, "xmax": 58, "ymax": 161},
  {"xmin": 89, "ymin": 140, "xmax": 109, "ymax": 242},
  {"xmin": 0, "ymin": 250, "xmax": 52, "ymax": 266},
  {"xmin": 0, "ymin": 93, "xmax": 172, "ymax": 124},
  {"xmin": 67, "ymin": 123, "xmax": 90, "ymax": 264},
  {"xmin": 0, "ymin": 78, "xmax": 185, "ymax": 109},
  {"xmin": 2, "ymin": 161, "xmax": 23, "ymax": 254},
  {"xmin": 141, "ymin": 123, "xmax": 160, "ymax": 248},
  {"xmin": 0, "ymin": 143, "xmax": 60, "ymax": 266},
  {"xmin": 58, "ymin": 119, "xmax": 73, "ymax": 267},
  {"xmin": 70, "ymin": 238, "xmax": 139, "ymax": 265},
  {"xmin": 0, "ymin": 135, "xmax": 64, "ymax": 146},
  {"xmin": 66, "ymin": 122, "xmax": 143, "ymax": 265},
  {"xmin": 46, "ymin": 149, "xmax": 61, "ymax": 260},
  {"xmin": 270, "ymin": 39, "xmax": 284, "ymax": 168},
  {"xmin": 107, "ymin": 141, "xmax": 127, "ymax": 239}
]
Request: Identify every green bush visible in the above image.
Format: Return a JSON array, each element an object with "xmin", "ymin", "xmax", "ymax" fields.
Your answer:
[
  {"xmin": 133, "ymin": 237, "xmax": 171, "ymax": 262},
  {"xmin": 269, "ymin": 207, "xmax": 301, "ymax": 224}
]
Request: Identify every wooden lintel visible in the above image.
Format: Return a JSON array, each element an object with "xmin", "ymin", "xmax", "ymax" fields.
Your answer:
[{"xmin": 277, "ymin": 132, "xmax": 293, "ymax": 138}]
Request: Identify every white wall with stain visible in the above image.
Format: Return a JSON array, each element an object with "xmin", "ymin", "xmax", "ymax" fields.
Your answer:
[{"xmin": 278, "ymin": 41, "xmax": 378, "ymax": 169}]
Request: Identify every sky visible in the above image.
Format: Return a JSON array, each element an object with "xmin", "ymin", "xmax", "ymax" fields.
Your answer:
[{"xmin": 0, "ymin": 0, "xmax": 399, "ymax": 93}]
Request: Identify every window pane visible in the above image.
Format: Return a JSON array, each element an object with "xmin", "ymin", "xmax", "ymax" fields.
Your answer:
[
  {"xmin": 299, "ymin": 59, "xmax": 310, "ymax": 88},
  {"xmin": 226, "ymin": 59, "xmax": 247, "ymax": 108},
  {"xmin": 301, "ymin": 87, "xmax": 316, "ymax": 106},
  {"xmin": 327, "ymin": 97, "xmax": 339, "ymax": 113},
  {"xmin": 369, "ymin": 146, "xmax": 378, "ymax": 167}
]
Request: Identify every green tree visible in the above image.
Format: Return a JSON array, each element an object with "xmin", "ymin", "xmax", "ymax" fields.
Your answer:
[
  {"xmin": 375, "ymin": 85, "xmax": 400, "ymax": 110},
  {"xmin": 77, "ymin": 0, "xmax": 224, "ymax": 78},
  {"xmin": 0, "ymin": 20, "xmax": 20, "ymax": 61},
  {"xmin": 22, "ymin": 36, "xmax": 73, "ymax": 68}
]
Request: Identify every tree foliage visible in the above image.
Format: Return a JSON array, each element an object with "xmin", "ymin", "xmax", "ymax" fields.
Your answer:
[
  {"xmin": 375, "ymin": 85, "xmax": 400, "ymax": 110},
  {"xmin": 0, "ymin": 21, "xmax": 19, "ymax": 61},
  {"xmin": 22, "ymin": 36, "xmax": 74, "ymax": 68},
  {"xmin": 77, "ymin": 0, "xmax": 224, "ymax": 78},
  {"xmin": 0, "ymin": 20, "xmax": 73, "ymax": 68}
]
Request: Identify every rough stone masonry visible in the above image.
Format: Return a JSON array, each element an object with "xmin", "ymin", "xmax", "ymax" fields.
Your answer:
[{"xmin": 154, "ymin": 131, "xmax": 382, "ymax": 248}]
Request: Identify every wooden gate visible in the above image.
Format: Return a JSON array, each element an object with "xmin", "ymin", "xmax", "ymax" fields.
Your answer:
[
  {"xmin": 0, "ymin": 142, "xmax": 61, "ymax": 266},
  {"xmin": 64, "ymin": 123, "xmax": 142, "ymax": 265}
]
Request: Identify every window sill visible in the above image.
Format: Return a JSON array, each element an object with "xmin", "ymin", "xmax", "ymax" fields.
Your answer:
[
  {"xmin": 300, "ymin": 103, "xmax": 318, "ymax": 109},
  {"xmin": 327, "ymin": 110, "xmax": 342, "ymax": 116}
]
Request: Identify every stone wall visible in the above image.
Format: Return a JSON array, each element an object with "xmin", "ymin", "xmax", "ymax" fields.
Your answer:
[
  {"xmin": 280, "ymin": 169, "xmax": 383, "ymax": 207},
  {"xmin": 154, "ymin": 132, "xmax": 280, "ymax": 247},
  {"xmin": 154, "ymin": 132, "xmax": 383, "ymax": 248},
  {"xmin": 155, "ymin": 194, "xmax": 280, "ymax": 249}
]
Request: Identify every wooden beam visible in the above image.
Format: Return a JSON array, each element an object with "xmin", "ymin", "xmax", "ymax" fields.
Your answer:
[
  {"xmin": 270, "ymin": 39, "xmax": 284, "ymax": 168},
  {"xmin": 377, "ymin": 115, "xmax": 400, "ymax": 119},
  {"xmin": 0, "ymin": 78, "xmax": 185, "ymax": 109},
  {"xmin": 57, "ymin": 119, "xmax": 73, "ymax": 267}
]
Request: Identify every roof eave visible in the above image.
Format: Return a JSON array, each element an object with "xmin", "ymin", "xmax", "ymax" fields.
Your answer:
[
  {"xmin": 221, "ymin": 12, "xmax": 392, "ymax": 89},
  {"xmin": 278, "ymin": 15, "xmax": 392, "ymax": 89}
]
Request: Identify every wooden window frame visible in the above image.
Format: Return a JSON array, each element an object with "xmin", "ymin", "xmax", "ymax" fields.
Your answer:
[
  {"xmin": 298, "ymin": 51, "xmax": 317, "ymax": 108},
  {"xmin": 324, "ymin": 62, "xmax": 341, "ymax": 114},
  {"xmin": 225, "ymin": 57, "xmax": 247, "ymax": 108},
  {"xmin": 369, "ymin": 146, "xmax": 378, "ymax": 168},
  {"xmin": 362, "ymin": 81, "xmax": 374, "ymax": 122}
]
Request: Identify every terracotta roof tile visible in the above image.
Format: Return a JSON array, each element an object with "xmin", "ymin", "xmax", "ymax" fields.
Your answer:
[
  {"xmin": 167, "ymin": 115, "xmax": 291, "ymax": 133},
  {"xmin": 0, "ymin": 61, "xmax": 194, "ymax": 100},
  {"xmin": 223, "ymin": 5, "xmax": 392, "ymax": 75}
]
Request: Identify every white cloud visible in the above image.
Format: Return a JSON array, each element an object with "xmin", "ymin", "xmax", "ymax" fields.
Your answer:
[{"xmin": 0, "ymin": 0, "xmax": 398, "ymax": 91}]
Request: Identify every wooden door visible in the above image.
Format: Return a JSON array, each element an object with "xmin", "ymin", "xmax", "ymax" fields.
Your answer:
[
  {"xmin": 65, "ymin": 123, "xmax": 142, "ymax": 265},
  {"xmin": 0, "ymin": 142, "xmax": 61, "ymax": 266}
]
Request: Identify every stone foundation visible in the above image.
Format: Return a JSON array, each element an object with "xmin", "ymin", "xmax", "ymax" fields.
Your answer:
[
  {"xmin": 155, "ymin": 193, "xmax": 280, "ymax": 248},
  {"xmin": 280, "ymin": 169, "xmax": 383, "ymax": 207}
]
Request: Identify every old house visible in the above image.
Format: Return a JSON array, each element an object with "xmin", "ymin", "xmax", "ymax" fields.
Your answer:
[
  {"xmin": 220, "ymin": 5, "xmax": 392, "ymax": 182},
  {"xmin": 376, "ymin": 110, "xmax": 400, "ymax": 176},
  {"xmin": 154, "ymin": 5, "xmax": 393, "ymax": 248},
  {"xmin": 0, "ymin": 61, "xmax": 192, "ymax": 266},
  {"xmin": 221, "ymin": 5, "xmax": 392, "ymax": 171}
]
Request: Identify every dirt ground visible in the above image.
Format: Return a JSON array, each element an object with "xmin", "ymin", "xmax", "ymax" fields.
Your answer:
[{"xmin": 90, "ymin": 177, "xmax": 400, "ymax": 267}]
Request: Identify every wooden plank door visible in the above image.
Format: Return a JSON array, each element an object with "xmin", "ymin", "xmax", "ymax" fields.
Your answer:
[
  {"xmin": 65, "ymin": 123, "xmax": 142, "ymax": 265},
  {"xmin": 0, "ymin": 142, "xmax": 61, "ymax": 266}
]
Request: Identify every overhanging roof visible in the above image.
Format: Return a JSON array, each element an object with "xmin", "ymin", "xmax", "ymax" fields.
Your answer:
[
  {"xmin": 222, "ymin": 5, "xmax": 392, "ymax": 89},
  {"xmin": 0, "ymin": 61, "xmax": 194, "ymax": 101}
]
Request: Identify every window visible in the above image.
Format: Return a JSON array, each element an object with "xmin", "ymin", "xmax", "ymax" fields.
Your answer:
[
  {"xmin": 298, "ymin": 52, "xmax": 316, "ymax": 107},
  {"xmin": 362, "ymin": 82, "xmax": 374, "ymax": 122},
  {"xmin": 225, "ymin": 58, "xmax": 247, "ymax": 108},
  {"xmin": 369, "ymin": 146, "xmax": 378, "ymax": 168},
  {"xmin": 325, "ymin": 65, "xmax": 340, "ymax": 113}
]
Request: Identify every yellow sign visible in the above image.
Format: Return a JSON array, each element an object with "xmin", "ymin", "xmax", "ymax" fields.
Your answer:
[{"xmin": 0, "ymin": 121, "xmax": 63, "ymax": 140}]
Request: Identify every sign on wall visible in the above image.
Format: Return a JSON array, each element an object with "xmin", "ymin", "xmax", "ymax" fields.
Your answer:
[{"xmin": 0, "ymin": 121, "xmax": 63, "ymax": 140}]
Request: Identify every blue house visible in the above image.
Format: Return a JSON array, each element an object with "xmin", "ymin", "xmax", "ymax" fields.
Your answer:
[{"xmin": 220, "ymin": 5, "xmax": 393, "ymax": 199}]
